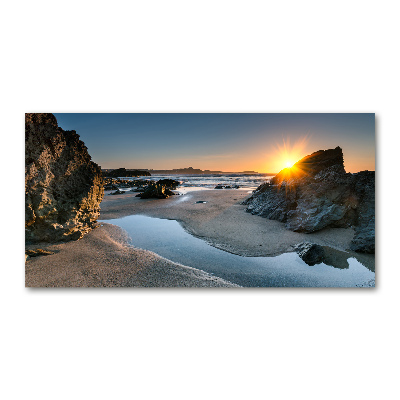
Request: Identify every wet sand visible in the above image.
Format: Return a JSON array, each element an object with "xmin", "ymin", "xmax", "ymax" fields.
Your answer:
[
  {"xmin": 25, "ymin": 223, "xmax": 238, "ymax": 287},
  {"xmin": 25, "ymin": 189, "xmax": 374, "ymax": 287},
  {"xmin": 101, "ymin": 189, "xmax": 374, "ymax": 266}
]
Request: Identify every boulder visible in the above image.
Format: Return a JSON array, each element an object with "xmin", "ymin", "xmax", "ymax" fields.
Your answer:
[
  {"xmin": 25, "ymin": 113, "xmax": 104, "ymax": 242},
  {"xmin": 244, "ymin": 147, "xmax": 375, "ymax": 253},
  {"xmin": 293, "ymin": 242, "xmax": 325, "ymax": 266},
  {"xmin": 136, "ymin": 183, "xmax": 175, "ymax": 199},
  {"xmin": 157, "ymin": 179, "xmax": 180, "ymax": 189}
]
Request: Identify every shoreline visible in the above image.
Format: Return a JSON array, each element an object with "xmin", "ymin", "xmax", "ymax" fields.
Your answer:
[
  {"xmin": 100, "ymin": 189, "xmax": 374, "ymax": 267},
  {"xmin": 25, "ymin": 222, "xmax": 238, "ymax": 288},
  {"xmin": 26, "ymin": 188, "xmax": 375, "ymax": 287}
]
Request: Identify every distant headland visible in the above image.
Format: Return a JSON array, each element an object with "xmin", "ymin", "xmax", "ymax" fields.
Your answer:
[{"xmin": 102, "ymin": 166, "xmax": 274, "ymax": 176}]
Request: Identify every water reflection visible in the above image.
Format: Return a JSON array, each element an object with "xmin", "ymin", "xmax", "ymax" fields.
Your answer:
[{"xmin": 100, "ymin": 215, "xmax": 375, "ymax": 288}]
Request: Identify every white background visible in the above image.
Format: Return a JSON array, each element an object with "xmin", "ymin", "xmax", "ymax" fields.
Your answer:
[{"xmin": 1, "ymin": 1, "xmax": 399, "ymax": 399}]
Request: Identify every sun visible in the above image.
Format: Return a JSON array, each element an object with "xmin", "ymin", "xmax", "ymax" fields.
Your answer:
[{"xmin": 285, "ymin": 160, "xmax": 294, "ymax": 168}]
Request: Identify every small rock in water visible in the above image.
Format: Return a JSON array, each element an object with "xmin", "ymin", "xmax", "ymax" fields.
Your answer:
[
  {"xmin": 196, "ymin": 201, "xmax": 207, "ymax": 203},
  {"xmin": 293, "ymin": 242, "xmax": 325, "ymax": 266}
]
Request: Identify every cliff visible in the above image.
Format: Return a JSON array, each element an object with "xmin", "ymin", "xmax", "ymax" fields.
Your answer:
[
  {"xmin": 25, "ymin": 113, "xmax": 104, "ymax": 242},
  {"xmin": 243, "ymin": 147, "xmax": 375, "ymax": 253}
]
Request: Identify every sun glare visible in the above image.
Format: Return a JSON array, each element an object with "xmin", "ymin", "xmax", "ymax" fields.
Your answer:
[
  {"xmin": 271, "ymin": 135, "xmax": 311, "ymax": 172},
  {"xmin": 285, "ymin": 160, "xmax": 294, "ymax": 168}
]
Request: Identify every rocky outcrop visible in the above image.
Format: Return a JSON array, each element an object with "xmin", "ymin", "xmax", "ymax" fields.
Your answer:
[
  {"xmin": 25, "ymin": 113, "xmax": 104, "ymax": 243},
  {"xmin": 136, "ymin": 183, "xmax": 175, "ymax": 199},
  {"xmin": 156, "ymin": 179, "xmax": 180, "ymax": 189},
  {"xmin": 271, "ymin": 146, "xmax": 345, "ymax": 186},
  {"xmin": 244, "ymin": 147, "xmax": 375, "ymax": 253}
]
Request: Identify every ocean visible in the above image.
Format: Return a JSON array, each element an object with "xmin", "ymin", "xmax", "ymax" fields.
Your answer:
[{"xmin": 119, "ymin": 173, "xmax": 274, "ymax": 191}]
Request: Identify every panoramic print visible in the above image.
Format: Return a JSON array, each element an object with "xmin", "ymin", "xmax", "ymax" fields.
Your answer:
[{"xmin": 25, "ymin": 113, "xmax": 375, "ymax": 287}]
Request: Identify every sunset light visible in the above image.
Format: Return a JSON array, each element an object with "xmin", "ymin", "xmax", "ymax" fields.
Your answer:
[
  {"xmin": 285, "ymin": 160, "xmax": 295, "ymax": 168},
  {"xmin": 272, "ymin": 136, "xmax": 310, "ymax": 173}
]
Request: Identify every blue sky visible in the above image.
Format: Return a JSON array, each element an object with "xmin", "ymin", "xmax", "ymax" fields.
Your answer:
[{"xmin": 53, "ymin": 113, "xmax": 375, "ymax": 173}]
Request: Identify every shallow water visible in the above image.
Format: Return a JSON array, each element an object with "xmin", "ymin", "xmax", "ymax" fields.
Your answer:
[
  {"xmin": 100, "ymin": 215, "xmax": 375, "ymax": 288},
  {"xmin": 119, "ymin": 173, "xmax": 272, "ymax": 189}
]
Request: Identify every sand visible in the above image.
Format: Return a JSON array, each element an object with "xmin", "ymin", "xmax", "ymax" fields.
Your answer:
[
  {"xmin": 101, "ymin": 190, "xmax": 373, "ymax": 260},
  {"xmin": 25, "ymin": 189, "xmax": 374, "ymax": 287},
  {"xmin": 25, "ymin": 223, "xmax": 238, "ymax": 287}
]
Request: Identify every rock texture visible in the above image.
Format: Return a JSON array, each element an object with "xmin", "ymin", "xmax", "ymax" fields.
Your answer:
[
  {"xmin": 293, "ymin": 242, "xmax": 325, "ymax": 266},
  {"xmin": 244, "ymin": 147, "xmax": 375, "ymax": 253},
  {"xmin": 25, "ymin": 113, "xmax": 104, "ymax": 242},
  {"xmin": 136, "ymin": 183, "xmax": 175, "ymax": 199}
]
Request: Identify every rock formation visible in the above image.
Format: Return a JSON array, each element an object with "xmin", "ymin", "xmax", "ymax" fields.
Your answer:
[
  {"xmin": 293, "ymin": 242, "xmax": 325, "ymax": 266},
  {"xmin": 243, "ymin": 147, "xmax": 375, "ymax": 253},
  {"xmin": 25, "ymin": 113, "xmax": 104, "ymax": 242},
  {"xmin": 156, "ymin": 179, "xmax": 180, "ymax": 190},
  {"xmin": 136, "ymin": 183, "xmax": 176, "ymax": 199}
]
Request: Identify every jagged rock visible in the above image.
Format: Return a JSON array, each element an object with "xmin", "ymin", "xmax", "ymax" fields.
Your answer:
[
  {"xmin": 25, "ymin": 113, "xmax": 104, "ymax": 243},
  {"xmin": 136, "ymin": 183, "xmax": 175, "ymax": 199},
  {"xmin": 350, "ymin": 217, "xmax": 375, "ymax": 253},
  {"xmin": 293, "ymin": 242, "xmax": 325, "ymax": 266},
  {"xmin": 244, "ymin": 147, "xmax": 375, "ymax": 253},
  {"xmin": 157, "ymin": 179, "xmax": 180, "ymax": 189},
  {"xmin": 271, "ymin": 146, "xmax": 345, "ymax": 185}
]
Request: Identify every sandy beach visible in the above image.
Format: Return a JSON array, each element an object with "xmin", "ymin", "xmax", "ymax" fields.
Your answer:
[
  {"xmin": 25, "ymin": 219, "xmax": 238, "ymax": 288},
  {"xmin": 25, "ymin": 189, "xmax": 375, "ymax": 287}
]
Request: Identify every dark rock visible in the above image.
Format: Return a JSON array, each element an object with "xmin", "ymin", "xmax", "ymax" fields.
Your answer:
[
  {"xmin": 350, "ymin": 217, "xmax": 375, "ymax": 253},
  {"xmin": 136, "ymin": 183, "xmax": 176, "ymax": 199},
  {"xmin": 293, "ymin": 242, "xmax": 325, "ymax": 266},
  {"xmin": 271, "ymin": 146, "xmax": 345, "ymax": 186},
  {"xmin": 105, "ymin": 168, "xmax": 151, "ymax": 177},
  {"xmin": 215, "ymin": 184, "xmax": 224, "ymax": 189},
  {"xmin": 244, "ymin": 147, "xmax": 375, "ymax": 253},
  {"xmin": 25, "ymin": 113, "xmax": 104, "ymax": 243},
  {"xmin": 157, "ymin": 179, "xmax": 180, "ymax": 189}
]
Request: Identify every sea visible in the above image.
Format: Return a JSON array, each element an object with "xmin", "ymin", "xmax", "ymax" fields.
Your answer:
[{"xmin": 118, "ymin": 173, "xmax": 274, "ymax": 191}]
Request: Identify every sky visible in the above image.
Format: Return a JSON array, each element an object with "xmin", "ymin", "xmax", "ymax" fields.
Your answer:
[{"xmin": 53, "ymin": 113, "xmax": 375, "ymax": 173}]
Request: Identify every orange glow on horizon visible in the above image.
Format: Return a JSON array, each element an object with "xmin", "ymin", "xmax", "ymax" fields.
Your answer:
[{"xmin": 266, "ymin": 135, "xmax": 310, "ymax": 173}]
